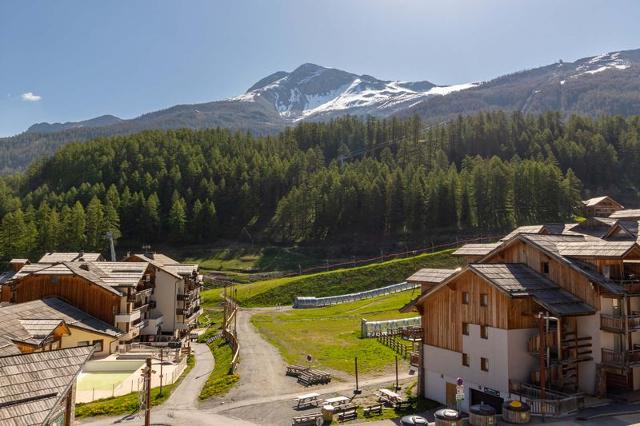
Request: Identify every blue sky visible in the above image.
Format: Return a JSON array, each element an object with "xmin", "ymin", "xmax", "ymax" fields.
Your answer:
[{"xmin": 1, "ymin": 0, "xmax": 639, "ymax": 137}]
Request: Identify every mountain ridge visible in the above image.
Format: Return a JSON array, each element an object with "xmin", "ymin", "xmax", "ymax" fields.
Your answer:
[{"xmin": 2, "ymin": 47, "xmax": 640, "ymax": 172}]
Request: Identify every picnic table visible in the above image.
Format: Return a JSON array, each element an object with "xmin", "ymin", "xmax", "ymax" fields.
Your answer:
[
  {"xmin": 295, "ymin": 392, "xmax": 320, "ymax": 409},
  {"xmin": 324, "ymin": 396, "xmax": 350, "ymax": 407},
  {"xmin": 377, "ymin": 388, "xmax": 404, "ymax": 405}
]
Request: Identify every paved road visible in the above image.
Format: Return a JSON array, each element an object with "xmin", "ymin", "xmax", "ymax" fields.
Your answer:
[{"xmin": 78, "ymin": 342, "xmax": 257, "ymax": 426}]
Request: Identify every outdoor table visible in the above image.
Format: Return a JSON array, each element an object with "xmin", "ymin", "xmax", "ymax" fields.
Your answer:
[
  {"xmin": 295, "ymin": 392, "xmax": 320, "ymax": 408},
  {"xmin": 378, "ymin": 388, "xmax": 404, "ymax": 404},
  {"xmin": 324, "ymin": 396, "xmax": 350, "ymax": 406}
]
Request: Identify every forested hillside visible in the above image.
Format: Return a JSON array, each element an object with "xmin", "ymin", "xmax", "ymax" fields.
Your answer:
[{"xmin": 0, "ymin": 111, "xmax": 638, "ymax": 260}]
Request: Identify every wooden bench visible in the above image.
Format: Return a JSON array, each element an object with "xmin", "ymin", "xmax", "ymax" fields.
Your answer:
[
  {"xmin": 394, "ymin": 400, "xmax": 412, "ymax": 410},
  {"xmin": 298, "ymin": 369, "xmax": 332, "ymax": 386},
  {"xmin": 363, "ymin": 403, "xmax": 383, "ymax": 416},
  {"xmin": 291, "ymin": 412, "xmax": 323, "ymax": 425},
  {"xmin": 337, "ymin": 408, "xmax": 358, "ymax": 423},
  {"xmin": 287, "ymin": 365, "xmax": 309, "ymax": 377}
]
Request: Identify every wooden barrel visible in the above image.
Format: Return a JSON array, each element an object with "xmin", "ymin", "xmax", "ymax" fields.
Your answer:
[
  {"xmin": 502, "ymin": 400, "xmax": 531, "ymax": 424},
  {"xmin": 469, "ymin": 403, "xmax": 496, "ymax": 425}
]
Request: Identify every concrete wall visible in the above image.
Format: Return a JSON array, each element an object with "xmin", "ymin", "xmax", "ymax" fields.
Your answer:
[
  {"xmin": 507, "ymin": 328, "xmax": 537, "ymax": 384},
  {"xmin": 577, "ymin": 314, "xmax": 600, "ymax": 394},
  {"xmin": 153, "ymin": 269, "xmax": 180, "ymax": 335}
]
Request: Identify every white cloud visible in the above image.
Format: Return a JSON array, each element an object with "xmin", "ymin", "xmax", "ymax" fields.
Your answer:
[{"xmin": 21, "ymin": 92, "xmax": 42, "ymax": 102}]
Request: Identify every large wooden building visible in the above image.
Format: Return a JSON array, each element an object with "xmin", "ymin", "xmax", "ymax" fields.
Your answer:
[
  {"xmin": 582, "ymin": 196, "xmax": 623, "ymax": 217},
  {"xmin": 406, "ymin": 216, "xmax": 640, "ymax": 415}
]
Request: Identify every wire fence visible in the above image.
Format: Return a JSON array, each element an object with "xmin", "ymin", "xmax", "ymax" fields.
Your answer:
[{"xmin": 293, "ymin": 281, "xmax": 419, "ymax": 308}]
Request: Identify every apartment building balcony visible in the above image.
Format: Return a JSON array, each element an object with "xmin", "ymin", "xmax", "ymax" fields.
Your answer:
[
  {"xmin": 115, "ymin": 309, "xmax": 142, "ymax": 323},
  {"xmin": 600, "ymin": 314, "xmax": 640, "ymax": 333},
  {"xmin": 601, "ymin": 348, "xmax": 640, "ymax": 367}
]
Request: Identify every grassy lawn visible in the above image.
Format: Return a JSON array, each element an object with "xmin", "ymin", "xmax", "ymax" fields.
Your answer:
[
  {"xmin": 251, "ymin": 290, "xmax": 420, "ymax": 374},
  {"xmin": 220, "ymin": 249, "xmax": 459, "ymax": 307},
  {"xmin": 198, "ymin": 333, "xmax": 240, "ymax": 399},
  {"xmin": 75, "ymin": 354, "xmax": 195, "ymax": 418}
]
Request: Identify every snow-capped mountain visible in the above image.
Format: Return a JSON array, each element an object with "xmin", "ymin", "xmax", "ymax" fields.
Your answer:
[
  {"xmin": 230, "ymin": 63, "xmax": 478, "ymax": 121},
  {"xmin": 4, "ymin": 47, "xmax": 640, "ymax": 172}
]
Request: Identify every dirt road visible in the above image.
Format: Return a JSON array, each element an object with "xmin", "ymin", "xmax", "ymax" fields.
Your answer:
[{"xmin": 223, "ymin": 308, "xmax": 295, "ymax": 401}]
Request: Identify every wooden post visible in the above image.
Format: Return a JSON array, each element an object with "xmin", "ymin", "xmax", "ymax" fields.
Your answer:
[
  {"xmin": 354, "ymin": 357, "xmax": 361, "ymax": 394},
  {"xmin": 145, "ymin": 357, "xmax": 152, "ymax": 426},
  {"xmin": 395, "ymin": 355, "xmax": 400, "ymax": 390},
  {"xmin": 159, "ymin": 348, "xmax": 164, "ymax": 395}
]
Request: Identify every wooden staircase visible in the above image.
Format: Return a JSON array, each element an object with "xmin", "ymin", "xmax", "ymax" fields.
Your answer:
[{"xmin": 528, "ymin": 319, "xmax": 593, "ymax": 393}]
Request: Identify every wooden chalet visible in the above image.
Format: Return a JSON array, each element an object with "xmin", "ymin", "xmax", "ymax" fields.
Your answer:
[
  {"xmin": 406, "ymin": 268, "xmax": 459, "ymax": 293},
  {"xmin": 0, "ymin": 261, "xmax": 154, "ymax": 343},
  {"xmin": 0, "ymin": 346, "xmax": 94, "ymax": 426},
  {"xmin": 582, "ymin": 196, "xmax": 623, "ymax": 218},
  {"xmin": 0, "ymin": 298, "xmax": 122, "ymax": 357},
  {"xmin": 406, "ymin": 224, "xmax": 640, "ymax": 416}
]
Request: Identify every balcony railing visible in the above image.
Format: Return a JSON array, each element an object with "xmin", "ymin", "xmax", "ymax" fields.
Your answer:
[
  {"xmin": 618, "ymin": 278, "xmax": 640, "ymax": 294},
  {"xmin": 600, "ymin": 314, "xmax": 640, "ymax": 333},
  {"xmin": 601, "ymin": 348, "xmax": 640, "ymax": 366}
]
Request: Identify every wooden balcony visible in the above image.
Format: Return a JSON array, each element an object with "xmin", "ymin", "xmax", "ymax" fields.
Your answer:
[
  {"xmin": 619, "ymin": 279, "xmax": 640, "ymax": 294},
  {"xmin": 601, "ymin": 348, "xmax": 640, "ymax": 367},
  {"xmin": 600, "ymin": 314, "xmax": 640, "ymax": 333}
]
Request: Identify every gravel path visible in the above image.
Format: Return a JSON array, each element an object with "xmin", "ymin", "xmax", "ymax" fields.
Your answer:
[{"xmin": 223, "ymin": 308, "xmax": 294, "ymax": 401}]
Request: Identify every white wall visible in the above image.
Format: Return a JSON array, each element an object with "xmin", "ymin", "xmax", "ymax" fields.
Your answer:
[
  {"xmin": 576, "ymin": 314, "xmax": 599, "ymax": 394},
  {"xmin": 507, "ymin": 328, "xmax": 537, "ymax": 384},
  {"xmin": 152, "ymin": 269, "xmax": 180, "ymax": 335}
]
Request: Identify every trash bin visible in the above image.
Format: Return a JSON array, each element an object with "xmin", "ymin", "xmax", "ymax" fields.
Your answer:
[
  {"xmin": 502, "ymin": 400, "xmax": 531, "ymax": 424},
  {"xmin": 469, "ymin": 403, "xmax": 496, "ymax": 425},
  {"xmin": 434, "ymin": 408, "xmax": 464, "ymax": 425},
  {"xmin": 400, "ymin": 415, "xmax": 429, "ymax": 425},
  {"xmin": 321, "ymin": 405, "xmax": 335, "ymax": 422}
]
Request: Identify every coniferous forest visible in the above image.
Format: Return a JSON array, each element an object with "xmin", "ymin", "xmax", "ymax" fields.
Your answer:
[{"xmin": 1, "ymin": 110, "xmax": 639, "ymax": 260}]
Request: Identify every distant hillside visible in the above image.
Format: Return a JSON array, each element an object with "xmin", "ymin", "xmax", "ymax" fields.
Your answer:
[{"xmin": 3, "ymin": 48, "xmax": 640, "ymax": 172}]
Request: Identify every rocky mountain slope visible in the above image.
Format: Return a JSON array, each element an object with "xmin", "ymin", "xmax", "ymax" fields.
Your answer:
[{"xmin": 2, "ymin": 48, "xmax": 640, "ymax": 172}]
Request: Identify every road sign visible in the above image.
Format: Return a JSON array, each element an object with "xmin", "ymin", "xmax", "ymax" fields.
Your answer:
[{"xmin": 456, "ymin": 393, "xmax": 464, "ymax": 401}]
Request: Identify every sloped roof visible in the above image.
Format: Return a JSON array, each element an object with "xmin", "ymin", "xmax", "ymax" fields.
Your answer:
[
  {"xmin": 501, "ymin": 225, "xmax": 546, "ymax": 241},
  {"xmin": 39, "ymin": 252, "xmax": 103, "ymax": 263},
  {"xmin": 517, "ymin": 234, "xmax": 624, "ymax": 295},
  {"xmin": 583, "ymin": 196, "xmax": 621, "ymax": 207},
  {"xmin": 406, "ymin": 268, "xmax": 458, "ymax": 284},
  {"xmin": 128, "ymin": 254, "xmax": 196, "ymax": 278},
  {"xmin": 556, "ymin": 240, "xmax": 638, "ymax": 258},
  {"xmin": 469, "ymin": 263, "xmax": 596, "ymax": 316},
  {"xmin": 0, "ymin": 298, "xmax": 122, "ymax": 343},
  {"xmin": 0, "ymin": 346, "xmax": 94, "ymax": 425},
  {"xmin": 610, "ymin": 209, "xmax": 640, "ymax": 220},
  {"xmin": 453, "ymin": 243, "xmax": 502, "ymax": 257}
]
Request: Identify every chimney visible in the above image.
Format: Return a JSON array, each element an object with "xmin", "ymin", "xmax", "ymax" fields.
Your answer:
[{"xmin": 9, "ymin": 259, "xmax": 29, "ymax": 272}]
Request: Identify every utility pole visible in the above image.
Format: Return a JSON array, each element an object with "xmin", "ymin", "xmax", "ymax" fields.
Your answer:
[{"xmin": 144, "ymin": 357, "xmax": 152, "ymax": 426}]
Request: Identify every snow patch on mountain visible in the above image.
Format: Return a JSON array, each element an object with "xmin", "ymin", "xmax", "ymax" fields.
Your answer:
[{"xmin": 572, "ymin": 51, "xmax": 630, "ymax": 78}]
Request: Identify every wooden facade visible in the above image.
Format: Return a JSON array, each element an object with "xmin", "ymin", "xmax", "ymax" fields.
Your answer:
[
  {"xmin": 0, "ymin": 274, "xmax": 121, "ymax": 325},
  {"xmin": 484, "ymin": 240, "xmax": 602, "ymax": 309},
  {"xmin": 422, "ymin": 270, "xmax": 538, "ymax": 352}
]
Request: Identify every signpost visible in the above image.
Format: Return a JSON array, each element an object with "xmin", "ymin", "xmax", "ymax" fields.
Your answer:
[{"xmin": 455, "ymin": 377, "xmax": 464, "ymax": 412}]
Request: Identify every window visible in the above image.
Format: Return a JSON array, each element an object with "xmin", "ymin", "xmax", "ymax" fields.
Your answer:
[
  {"xmin": 92, "ymin": 339, "xmax": 104, "ymax": 352},
  {"xmin": 462, "ymin": 323, "xmax": 469, "ymax": 336},
  {"xmin": 77, "ymin": 341, "xmax": 90, "ymax": 347},
  {"xmin": 462, "ymin": 353, "xmax": 470, "ymax": 367},
  {"xmin": 480, "ymin": 325, "xmax": 488, "ymax": 339},
  {"xmin": 480, "ymin": 293, "xmax": 489, "ymax": 307},
  {"xmin": 541, "ymin": 261, "xmax": 549, "ymax": 274},
  {"xmin": 462, "ymin": 292, "xmax": 470, "ymax": 305},
  {"xmin": 481, "ymin": 357, "xmax": 489, "ymax": 371}
]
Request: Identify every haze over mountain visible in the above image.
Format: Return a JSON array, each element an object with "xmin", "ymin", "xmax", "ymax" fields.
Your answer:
[{"xmin": 2, "ymin": 48, "xmax": 640, "ymax": 172}]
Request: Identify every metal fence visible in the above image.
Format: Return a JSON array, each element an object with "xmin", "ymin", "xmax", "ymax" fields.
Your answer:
[
  {"xmin": 293, "ymin": 281, "xmax": 418, "ymax": 308},
  {"xmin": 360, "ymin": 316, "xmax": 422, "ymax": 338}
]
